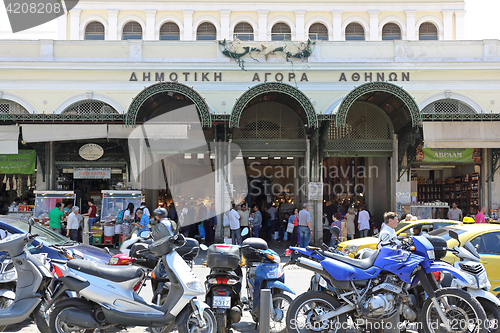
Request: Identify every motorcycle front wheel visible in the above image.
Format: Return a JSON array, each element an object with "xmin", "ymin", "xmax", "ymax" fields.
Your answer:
[
  {"xmin": 422, "ymin": 287, "xmax": 487, "ymax": 333},
  {"xmin": 0, "ymin": 297, "xmax": 14, "ymax": 332},
  {"xmin": 270, "ymin": 293, "xmax": 293, "ymax": 333},
  {"xmin": 478, "ymin": 298, "xmax": 500, "ymax": 333},
  {"xmin": 177, "ymin": 307, "xmax": 217, "ymax": 333},
  {"xmin": 286, "ymin": 291, "xmax": 347, "ymax": 333}
]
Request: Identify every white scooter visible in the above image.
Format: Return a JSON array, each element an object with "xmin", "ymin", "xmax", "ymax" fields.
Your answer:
[
  {"xmin": 442, "ymin": 230, "xmax": 500, "ymax": 333},
  {"xmin": 47, "ymin": 231, "xmax": 216, "ymax": 333}
]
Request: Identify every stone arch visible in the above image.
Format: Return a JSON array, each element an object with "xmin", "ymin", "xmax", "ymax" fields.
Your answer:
[
  {"xmin": 418, "ymin": 92, "xmax": 482, "ymax": 114},
  {"xmin": 79, "ymin": 15, "xmax": 108, "ymax": 40},
  {"xmin": 416, "ymin": 16, "xmax": 443, "ymax": 40},
  {"xmin": 55, "ymin": 93, "xmax": 126, "ymax": 114},
  {"xmin": 155, "ymin": 16, "xmax": 184, "ymax": 40},
  {"xmin": 0, "ymin": 92, "xmax": 36, "ymax": 114},
  {"xmin": 336, "ymin": 81, "xmax": 421, "ymax": 133},
  {"xmin": 230, "ymin": 82, "xmax": 317, "ymax": 128},
  {"xmin": 126, "ymin": 81, "xmax": 211, "ymax": 127},
  {"xmin": 230, "ymin": 17, "xmax": 258, "ymax": 38},
  {"xmin": 118, "ymin": 16, "xmax": 146, "ymax": 40},
  {"xmin": 341, "ymin": 17, "xmax": 369, "ymax": 41},
  {"xmin": 305, "ymin": 17, "xmax": 332, "ymax": 40},
  {"xmin": 267, "ymin": 16, "xmax": 296, "ymax": 39},
  {"xmin": 193, "ymin": 16, "xmax": 221, "ymax": 40},
  {"xmin": 379, "ymin": 16, "xmax": 407, "ymax": 40}
]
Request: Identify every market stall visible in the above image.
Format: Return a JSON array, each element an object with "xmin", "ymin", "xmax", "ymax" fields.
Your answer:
[
  {"xmin": 33, "ymin": 190, "xmax": 76, "ymax": 228},
  {"xmin": 90, "ymin": 190, "xmax": 142, "ymax": 246}
]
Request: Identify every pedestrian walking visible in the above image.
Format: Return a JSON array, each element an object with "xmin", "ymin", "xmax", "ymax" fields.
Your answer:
[
  {"xmin": 358, "ymin": 205, "xmax": 370, "ymax": 238},
  {"xmin": 229, "ymin": 204, "xmax": 242, "ymax": 245},
  {"xmin": 289, "ymin": 208, "xmax": 300, "ymax": 246},
  {"xmin": 49, "ymin": 202, "xmax": 64, "ymax": 234},
  {"xmin": 238, "ymin": 203, "xmax": 250, "ymax": 240},
  {"xmin": 448, "ymin": 202, "xmax": 463, "ymax": 221},
  {"xmin": 251, "ymin": 205, "xmax": 262, "ymax": 238},
  {"xmin": 475, "ymin": 206, "xmax": 487, "ymax": 223},
  {"xmin": 82, "ymin": 198, "xmax": 97, "ymax": 229},
  {"xmin": 66, "ymin": 206, "xmax": 79, "ymax": 241},
  {"xmin": 345, "ymin": 207, "xmax": 356, "ymax": 240},
  {"xmin": 298, "ymin": 203, "xmax": 313, "ymax": 248}
]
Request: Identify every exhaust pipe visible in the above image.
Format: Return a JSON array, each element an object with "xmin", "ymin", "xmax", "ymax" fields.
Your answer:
[
  {"xmin": 296, "ymin": 258, "xmax": 324, "ymax": 271},
  {"xmin": 59, "ymin": 308, "xmax": 99, "ymax": 329}
]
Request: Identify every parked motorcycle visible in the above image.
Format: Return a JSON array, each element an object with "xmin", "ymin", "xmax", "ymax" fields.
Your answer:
[
  {"xmin": 285, "ymin": 234, "xmax": 488, "ymax": 333},
  {"xmin": 47, "ymin": 231, "xmax": 215, "ymax": 333},
  {"xmin": 241, "ymin": 237, "xmax": 294, "ymax": 333},
  {"xmin": 440, "ymin": 230, "xmax": 500, "ymax": 333},
  {"xmin": 0, "ymin": 233, "xmax": 53, "ymax": 332}
]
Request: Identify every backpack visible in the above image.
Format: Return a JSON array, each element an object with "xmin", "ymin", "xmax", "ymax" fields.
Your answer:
[{"xmin": 116, "ymin": 209, "xmax": 125, "ymax": 223}]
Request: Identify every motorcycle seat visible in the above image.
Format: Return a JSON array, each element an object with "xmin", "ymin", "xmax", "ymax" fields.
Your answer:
[
  {"xmin": 321, "ymin": 249, "xmax": 379, "ymax": 270},
  {"xmin": 67, "ymin": 258, "xmax": 143, "ymax": 282}
]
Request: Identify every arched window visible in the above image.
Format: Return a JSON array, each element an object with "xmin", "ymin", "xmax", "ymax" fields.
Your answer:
[
  {"xmin": 160, "ymin": 22, "xmax": 180, "ymax": 40},
  {"xmin": 271, "ymin": 23, "xmax": 291, "ymax": 41},
  {"xmin": 419, "ymin": 22, "xmax": 438, "ymax": 40},
  {"xmin": 0, "ymin": 99, "xmax": 29, "ymax": 114},
  {"xmin": 382, "ymin": 23, "xmax": 401, "ymax": 41},
  {"xmin": 85, "ymin": 21, "xmax": 105, "ymax": 40},
  {"xmin": 345, "ymin": 23, "xmax": 365, "ymax": 41},
  {"xmin": 62, "ymin": 100, "xmax": 119, "ymax": 115},
  {"xmin": 233, "ymin": 22, "xmax": 254, "ymax": 41},
  {"xmin": 421, "ymin": 99, "xmax": 476, "ymax": 114},
  {"xmin": 309, "ymin": 23, "xmax": 328, "ymax": 41},
  {"xmin": 122, "ymin": 22, "xmax": 142, "ymax": 40},
  {"xmin": 197, "ymin": 22, "xmax": 217, "ymax": 40}
]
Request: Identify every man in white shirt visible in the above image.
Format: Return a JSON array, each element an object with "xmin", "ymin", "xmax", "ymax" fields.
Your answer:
[
  {"xmin": 229, "ymin": 203, "xmax": 242, "ymax": 245},
  {"xmin": 140, "ymin": 202, "xmax": 150, "ymax": 218},
  {"xmin": 238, "ymin": 204, "xmax": 250, "ymax": 240},
  {"xmin": 357, "ymin": 206, "xmax": 371, "ymax": 238},
  {"xmin": 66, "ymin": 206, "xmax": 80, "ymax": 241},
  {"xmin": 378, "ymin": 212, "xmax": 399, "ymax": 249}
]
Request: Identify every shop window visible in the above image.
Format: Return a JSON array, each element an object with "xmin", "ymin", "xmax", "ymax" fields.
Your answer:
[
  {"xmin": 421, "ymin": 99, "xmax": 476, "ymax": 114},
  {"xmin": 159, "ymin": 22, "xmax": 180, "ymax": 40},
  {"xmin": 309, "ymin": 23, "xmax": 328, "ymax": 41},
  {"xmin": 196, "ymin": 22, "xmax": 217, "ymax": 40},
  {"xmin": 233, "ymin": 22, "xmax": 254, "ymax": 41},
  {"xmin": 0, "ymin": 99, "xmax": 29, "ymax": 114},
  {"xmin": 122, "ymin": 22, "xmax": 143, "ymax": 40},
  {"xmin": 85, "ymin": 21, "xmax": 105, "ymax": 40},
  {"xmin": 345, "ymin": 23, "xmax": 365, "ymax": 41},
  {"xmin": 382, "ymin": 23, "xmax": 401, "ymax": 41},
  {"xmin": 271, "ymin": 23, "xmax": 291, "ymax": 41},
  {"xmin": 62, "ymin": 100, "xmax": 118, "ymax": 115},
  {"xmin": 419, "ymin": 22, "xmax": 438, "ymax": 40}
]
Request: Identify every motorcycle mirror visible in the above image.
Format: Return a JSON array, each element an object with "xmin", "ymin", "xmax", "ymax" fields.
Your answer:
[
  {"xmin": 449, "ymin": 230, "xmax": 461, "ymax": 247},
  {"xmin": 399, "ymin": 233, "xmax": 407, "ymax": 238},
  {"xmin": 139, "ymin": 231, "xmax": 150, "ymax": 238},
  {"xmin": 330, "ymin": 226, "xmax": 340, "ymax": 239},
  {"xmin": 200, "ymin": 244, "xmax": 209, "ymax": 251},
  {"xmin": 29, "ymin": 217, "xmax": 34, "ymax": 233},
  {"xmin": 241, "ymin": 227, "xmax": 249, "ymax": 237}
]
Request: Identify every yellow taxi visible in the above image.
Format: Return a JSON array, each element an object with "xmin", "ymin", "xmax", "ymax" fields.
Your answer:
[
  {"xmin": 337, "ymin": 219, "xmax": 463, "ymax": 256},
  {"xmin": 428, "ymin": 223, "xmax": 500, "ymax": 292}
]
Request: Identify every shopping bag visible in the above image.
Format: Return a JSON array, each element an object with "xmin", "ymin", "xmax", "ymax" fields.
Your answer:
[{"xmin": 198, "ymin": 223, "xmax": 206, "ymax": 238}]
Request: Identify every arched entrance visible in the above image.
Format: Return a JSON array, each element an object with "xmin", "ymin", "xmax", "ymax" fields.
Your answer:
[
  {"xmin": 230, "ymin": 82, "xmax": 316, "ymax": 219},
  {"xmin": 324, "ymin": 82, "xmax": 422, "ymax": 225},
  {"xmin": 126, "ymin": 82, "xmax": 215, "ymax": 217}
]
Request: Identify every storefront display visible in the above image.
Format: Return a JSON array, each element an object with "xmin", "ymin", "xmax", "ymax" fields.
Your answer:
[
  {"xmin": 33, "ymin": 191, "xmax": 76, "ymax": 227},
  {"xmin": 100, "ymin": 190, "xmax": 142, "ymax": 222},
  {"xmin": 0, "ymin": 150, "xmax": 36, "ymax": 211},
  {"xmin": 410, "ymin": 204, "xmax": 450, "ymax": 220}
]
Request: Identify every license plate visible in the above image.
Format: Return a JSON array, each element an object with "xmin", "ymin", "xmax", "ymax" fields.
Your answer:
[{"xmin": 213, "ymin": 296, "xmax": 231, "ymax": 309}]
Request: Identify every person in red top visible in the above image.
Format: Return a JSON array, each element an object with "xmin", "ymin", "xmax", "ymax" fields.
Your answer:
[
  {"xmin": 475, "ymin": 206, "xmax": 487, "ymax": 224},
  {"xmin": 289, "ymin": 208, "xmax": 300, "ymax": 246},
  {"xmin": 83, "ymin": 198, "xmax": 97, "ymax": 229}
]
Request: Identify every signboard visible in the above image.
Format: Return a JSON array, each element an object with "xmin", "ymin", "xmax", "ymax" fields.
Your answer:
[
  {"xmin": 79, "ymin": 144, "xmax": 104, "ymax": 161},
  {"xmin": 0, "ymin": 150, "xmax": 36, "ymax": 174},
  {"xmin": 308, "ymin": 182, "xmax": 323, "ymax": 201},
  {"xmin": 416, "ymin": 147, "xmax": 481, "ymax": 163},
  {"xmin": 74, "ymin": 168, "xmax": 111, "ymax": 179}
]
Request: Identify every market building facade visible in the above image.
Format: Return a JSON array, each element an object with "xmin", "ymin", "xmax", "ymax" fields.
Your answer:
[{"xmin": 1, "ymin": 0, "xmax": 500, "ymax": 243}]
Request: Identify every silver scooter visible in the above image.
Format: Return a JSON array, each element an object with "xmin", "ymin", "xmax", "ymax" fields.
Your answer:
[
  {"xmin": 48, "ymin": 232, "xmax": 216, "ymax": 333},
  {"xmin": 0, "ymin": 233, "xmax": 53, "ymax": 331}
]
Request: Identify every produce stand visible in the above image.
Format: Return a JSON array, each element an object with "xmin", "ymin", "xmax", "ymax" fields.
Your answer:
[
  {"xmin": 33, "ymin": 191, "xmax": 76, "ymax": 229},
  {"xmin": 90, "ymin": 190, "xmax": 142, "ymax": 247}
]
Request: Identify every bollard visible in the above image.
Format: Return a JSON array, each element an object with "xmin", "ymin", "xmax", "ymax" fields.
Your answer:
[
  {"xmin": 260, "ymin": 289, "xmax": 272, "ymax": 333},
  {"xmin": 83, "ymin": 216, "xmax": 89, "ymax": 245}
]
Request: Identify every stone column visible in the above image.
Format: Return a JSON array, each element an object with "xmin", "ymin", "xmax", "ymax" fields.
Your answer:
[
  {"xmin": 57, "ymin": 13, "xmax": 68, "ymax": 40},
  {"xmin": 368, "ymin": 10, "xmax": 380, "ymax": 41},
  {"xmin": 455, "ymin": 10, "xmax": 465, "ymax": 40},
  {"xmin": 295, "ymin": 10, "xmax": 306, "ymax": 41},
  {"xmin": 69, "ymin": 9, "xmax": 81, "ymax": 40},
  {"xmin": 406, "ymin": 10, "xmax": 417, "ymax": 40},
  {"xmin": 331, "ymin": 10, "xmax": 342, "ymax": 41},
  {"xmin": 220, "ymin": 10, "xmax": 231, "ymax": 40},
  {"xmin": 145, "ymin": 10, "xmax": 156, "ymax": 40},
  {"xmin": 442, "ymin": 10, "xmax": 454, "ymax": 40},
  {"xmin": 257, "ymin": 10, "xmax": 269, "ymax": 41},
  {"xmin": 183, "ymin": 10, "xmax": 194, "ymax": 41},
  {"xmin": 107, "ymin": 10, "xmax": 119, "ymax": 40}
]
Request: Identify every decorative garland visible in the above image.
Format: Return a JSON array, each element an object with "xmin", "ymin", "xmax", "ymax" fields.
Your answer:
[{"xmin": 218, "ymin": 39, "xmax": 315, "ymax": 70}]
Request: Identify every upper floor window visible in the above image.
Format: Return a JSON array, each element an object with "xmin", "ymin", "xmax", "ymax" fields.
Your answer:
[
  {"xmin": 197, "ymin": 22, "xmax": 217, "ymax": 40},
  {"xmin": 345, "ymin": 23, "xmax": 365, "ymax": 41},
  {"xmin": 382, "ymin": 23, "xmax": 401, "ymax": 41},
  {"xmin": 309, "ymin": 23, "xmax": 328, "ymax": 41},
  {"xmin": 62, "ymin": 100, "xmax": 118, "ymax": 115},
  {"xmin": 421, "ymin": 99, "xmax": 476, "ymax": 114},
  {"xmin": 160, "ymin": 22, "xmax": 180, "ymax": 40},
  {"xmin": 122, "ymin": 22, "xmax": 142, "ymax": 40},
  {"xmin": 233, "ymin": 22, "xmax": 254, "ymax": 41},
  {"xmin": 0, "ymin": 99, "xmax": 29, "ymax": 114},
  {"xmin": 271, "ymin": 23, "xmax": 291, "ymax": 41},
  {"xmin": 419, "ymin": 22, "xmax": 438, "ymax": 40},
  {"xmin": 85, "ymin": 21, "xmax": 105, "ymax": 40}
]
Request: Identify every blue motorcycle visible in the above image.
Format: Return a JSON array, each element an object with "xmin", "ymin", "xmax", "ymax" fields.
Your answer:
[
  {"xmin": 285, "ymin": 235, "xmax": 488, "ymax": 333},
  {"xmin": 241, "ymin": 237, "xmax": 295, "ymax": 333}
]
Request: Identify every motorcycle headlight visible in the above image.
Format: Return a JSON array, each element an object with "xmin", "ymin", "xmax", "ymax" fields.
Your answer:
[
  {"xmin": 478, "ymin": 272, "xmax": 490, "ymax": 290},
  {"xmin": 108, "ymin": 258, "xmax": 119, "ymax": 265},
  {"xmin": 186, "ymin": 280, "xmax": 204, "ymax": 293},
  {"xmin": 1, "ymin": 271, "xmax": 16, "ymax": 281},
  {"xmin": 426, "ymin": 250, "xmax": 435, "ymax": 261},
  {"xmin": 343, "ymin": 245, "xmax": 359, "ymax": 255}
]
